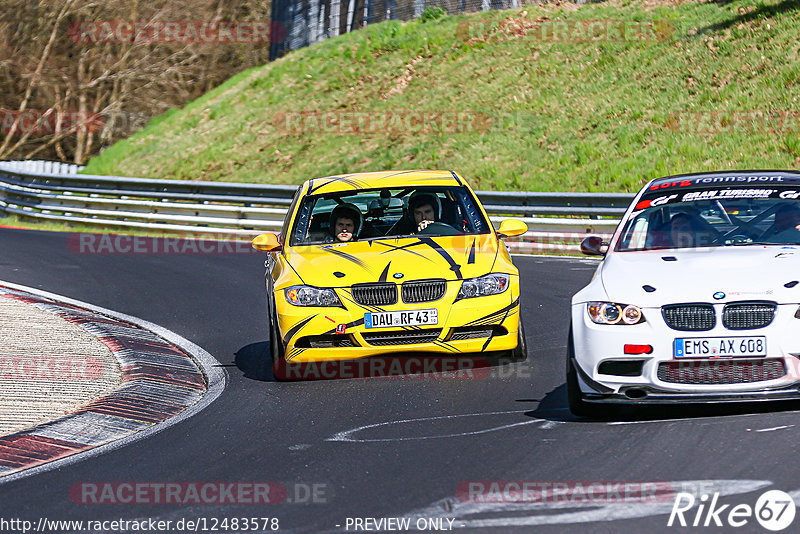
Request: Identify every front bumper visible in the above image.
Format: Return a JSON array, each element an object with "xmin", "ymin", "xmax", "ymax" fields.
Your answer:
[
  {"xmin": 275, "ymin": 286, "xmax": 520, "ymax": 362},
  {"xmin": 571, "ymin": 302, "xmax": 800, "ymax": 403}
]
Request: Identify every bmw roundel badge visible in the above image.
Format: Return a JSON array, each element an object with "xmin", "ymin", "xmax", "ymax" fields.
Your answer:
[
  {"xmin": 713, "ymin": 291, "xmax": 725, "ymax": 300},
  {"xmin": 393, "ymin": 273, "xmax": 404, "ymax": 279}
]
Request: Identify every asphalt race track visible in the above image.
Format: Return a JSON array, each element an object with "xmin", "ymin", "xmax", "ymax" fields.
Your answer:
[{"xmin": 2, "ymin": 226, "xmax": 800, "ymax": 533}]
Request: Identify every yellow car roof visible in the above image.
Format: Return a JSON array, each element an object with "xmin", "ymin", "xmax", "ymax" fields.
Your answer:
[{"xmin": 304, "ymin": 170, "xmax": 463, "ymax": 195}]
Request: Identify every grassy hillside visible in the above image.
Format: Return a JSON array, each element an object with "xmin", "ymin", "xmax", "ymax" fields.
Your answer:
[{"xmin": 83, "ymin": 0, "xmax": 800, "ymax": 192}]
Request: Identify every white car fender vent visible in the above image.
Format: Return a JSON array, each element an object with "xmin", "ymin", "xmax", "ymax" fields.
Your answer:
[{"xmin": 597, "ymin": 360, "xmax": 645, "ymax": 377}]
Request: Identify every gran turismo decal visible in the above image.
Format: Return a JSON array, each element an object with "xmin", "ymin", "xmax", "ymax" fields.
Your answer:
[
  {"xmin": 681, "ymin": 189, "xmax": 774, "ymax": 202},
  {"xmin": 636, "ymin": 186, "xmax": 795, "ymax": 209},
  {"xmin": 635, "ymin": 194, "xmax": 677, "ymax": 210}
]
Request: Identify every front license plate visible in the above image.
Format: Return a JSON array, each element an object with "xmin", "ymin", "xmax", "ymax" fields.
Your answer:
[
  {"xmin": 364, "ymin": 309, "xmax": 438, "ymax": 329},
  {"xmin": 674, "ymin": 336, "xmax": 767, "ymax": 358}
]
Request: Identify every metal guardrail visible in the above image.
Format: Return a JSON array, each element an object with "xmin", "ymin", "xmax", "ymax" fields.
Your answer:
[{"xmin": 0, "ymin": 160, "xmax": 631, "ymax": 253}]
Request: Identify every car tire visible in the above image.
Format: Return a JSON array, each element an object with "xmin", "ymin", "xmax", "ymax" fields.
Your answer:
[
  {"xmin": 566, "ymin": 324, "xmax": 604, "ymax": 418},
  {"xmin": 511, "ymin": 319, "xmax": 527, "ymax": 362},
  {"xmin": 269, "ymin": 298, "xmax": 289, "ymax": 381}
]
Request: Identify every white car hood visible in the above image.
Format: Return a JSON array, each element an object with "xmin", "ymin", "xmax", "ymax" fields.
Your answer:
[{"xmin": 599, "ymin": 246, "xmax": 800, "ymax": 307}]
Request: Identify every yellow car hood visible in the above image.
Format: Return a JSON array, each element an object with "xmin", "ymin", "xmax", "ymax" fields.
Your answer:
[{"xmin": 283, "ymin": 234, "xmax": 502, "ymax": 287}]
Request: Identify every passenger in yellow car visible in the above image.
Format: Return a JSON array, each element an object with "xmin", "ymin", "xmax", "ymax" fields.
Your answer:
[{"xmin": 327, "ymin": 203, "xmax": 362, "ymax": 243}]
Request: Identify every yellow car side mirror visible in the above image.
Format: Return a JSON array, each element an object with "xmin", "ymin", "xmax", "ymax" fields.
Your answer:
[
  {"xmin": 252, "ymin": 233, "xmax": 282, "ymax": 252},
  {"xmin": 497, "ymin": 219, "xmax": 528, "ymax": 238}
]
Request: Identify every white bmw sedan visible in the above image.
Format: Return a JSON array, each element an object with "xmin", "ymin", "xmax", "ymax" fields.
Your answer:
[{"xmin": 569, "ymin": 171, "xmax": 800, "ymax": 416}]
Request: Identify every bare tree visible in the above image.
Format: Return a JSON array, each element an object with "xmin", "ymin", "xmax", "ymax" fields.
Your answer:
[{"xmin": 0, "ymin": 0, "xmax": 272, "ymax": 163}]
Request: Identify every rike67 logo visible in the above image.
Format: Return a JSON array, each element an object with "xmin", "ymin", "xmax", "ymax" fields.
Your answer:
[{"xmin": 668, "ymin": 489, "xmax": 796, "ymax": 531}]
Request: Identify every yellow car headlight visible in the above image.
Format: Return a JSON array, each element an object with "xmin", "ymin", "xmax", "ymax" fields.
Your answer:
[
  {"xmin": 456, "ymin": 274, "xmax": 510, "ymax": 300},
  {"xmin": 285, "ymin": 285, "xmax": 343, "ymax": 307}
]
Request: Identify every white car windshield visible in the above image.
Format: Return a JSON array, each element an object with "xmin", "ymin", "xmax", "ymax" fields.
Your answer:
[
  {"xmin": 289, "ymin": 186, "xmax": 490, "ymax": 245},
  {"xmin": 616, "ymin": 184, "xmax": 800, "ymax": 251}
]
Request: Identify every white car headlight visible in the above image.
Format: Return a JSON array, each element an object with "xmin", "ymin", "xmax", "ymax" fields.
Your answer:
[
  {"xmin": 587, "ymin": 302, "xmax": 645, "ymax": 325},
  {"xmin": 285, "ymin": 286, "xmax": 343, "ymax": 307},
  {"xmin": 457, "ymin": 274, "xmax": 510, "ymax": 300}
]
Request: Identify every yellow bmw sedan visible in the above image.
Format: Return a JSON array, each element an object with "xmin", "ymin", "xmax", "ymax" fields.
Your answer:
[{"xmin": 252, "ymin": 170, "xmax": 528, "ymax": 378}]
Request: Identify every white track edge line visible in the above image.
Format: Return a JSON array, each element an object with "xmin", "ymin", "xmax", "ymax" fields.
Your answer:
[{"xmin": 0, "ymin": 279, "xmax": 227, "ymax": 485}]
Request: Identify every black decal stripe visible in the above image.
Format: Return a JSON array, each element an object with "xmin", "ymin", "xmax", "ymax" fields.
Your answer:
[
  {"xmin": 464, "ymin": 298, "xmax": 520, "ymax": 327},
  {"xmin": 285, "ymin": 347, "xmax": 306, "ymax": 361},
  {"xmin": 490, "ymin": 243, "xmax": 500, "ymax": 272},
  {"xmin": 375, "ymin": 241, "xmax": 432, "ymax": 260},
  {"xmin": 449, "ymin": 170, "xmax": 463, "ymax": 185},
  {"xmin": 467, "ymin": 238, "xmax": 476, "ymax": 264},
  {"xmin": 283, "ymin": 315, "xmax": 317, "ymax": 346},
  {"xmin": 433, "ymin": 340, "xmax": 460, "ymax": 353},
  {"xmin": 323, "ymin": 247, "xmax": 370, "ymax": 271},
  {"xmin": 307, "ymin": 175, "xmax": 366, "ymax": 195},
  {"xmin": 286, "ymin": 261, "xmax": 307, "ymax": 285},
  {"xmin": 418, "ymin": 237, "xmax": 462, "ymax": 279},
  {"xmin": 340, "ymin": 291, "xmax": 384, "ymax": 313},
  {"xmin": 379, "ymin": 262, "xmax": 391, "ymax": 282},
  {"xmin": 380, "ymin": 170, "xmax": 421, "ymax": 180},
  {"xmin": 481, "ymin": 306, "xmax": 511, "ymax": 351}
]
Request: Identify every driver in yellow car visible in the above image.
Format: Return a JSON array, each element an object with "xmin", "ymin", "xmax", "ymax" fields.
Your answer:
[{"xmin": 409, "ymin": 192, "xmax": 440, "ymax": 233}]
